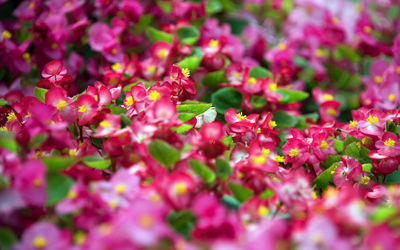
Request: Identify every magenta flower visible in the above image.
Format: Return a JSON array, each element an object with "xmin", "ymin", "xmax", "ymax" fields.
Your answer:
[
  {"xmin": 282, "ymin": 139, "xmax": 309, "ymax": 168},
  {"xmin": 332, "ymin": 157, "xmax": 362, "ymax": 188},
  {"xmin": 94, "ymin": 114, "xmax": 121, "ymax": 138},
  {"xmin": 13, "ymin": 222, "xmax": 70, "ymax": 250},
  {"xmin": 41, "ymin": 60, "xmax": 68, "ymax": 84}
]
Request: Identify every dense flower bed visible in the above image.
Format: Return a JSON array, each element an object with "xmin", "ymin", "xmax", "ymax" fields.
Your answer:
[{"xmin": 1, "ymin": 0, "xmax": 400, "ymax": 249}]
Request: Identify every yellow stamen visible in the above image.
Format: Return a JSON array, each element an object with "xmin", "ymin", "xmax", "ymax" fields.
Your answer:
[
  {"xmin": 251, "ymin": 155, "xmax": 266, "ymax": 165},
  {"xmin": 108, "ymin": 200, "xmax": 117, "ymax": 209},
  {"xmin": 349, "ymin": 120, "xmax": 357, "ymax": 129},
  {"xmin": 323, "ymin": 94, "xmax": 333, "ymax": 101},
  {"xmin": 384, "ymin": 138, "xmax": 396, "ymax": 147},
  {"xmin": 33, "ymin": 236, "xmax": 46, "ymax": 248},
  {"xmin": 320, "ymin": 140, "xmax": 328, "ymax": 149},
  {"xmin": 69, "ymin": 149, "xmax": 77, "ymax": 156},
  {"xmin": 33, "ymin": 178, "xmax": 41, "ymax": 187},
  {"xmin": 150, "ymin": 193, "xmax": 161, "ymax": 203},
  {"xmin": 289, "ymin": 148, "xmax": 298, "ymax": 157},
  {"xmin": 367, "ymin": 115, "xmax": 379, "ymax": 124},
  {"xmin": 23, "ymin": 53, "xmax": 31, "ymax": 63},
  {"xmin": 157, "ymin": 49, "xmax": 168, "ymax": 59},
  {"xmin": 248, "ymin": 77, "xmax": 257, "ymax": 85},
  {"xmin": 100, "ymin": 120, "xmax": 111, "ymax": 128},
  {"xmin": 64, "ymin": 1, "xmax": 72, "ymax": 7},
  {"xmin": 0, "ymin": 126, "xmax": 7, "ymax": 132},
  {"xmin": 109, "ymin": 77, "xmax": 118, "ymax": 85},
  {"xmin": 275, "ymin": 155, "xmax": 285, "ymax": 163},
  {"xmin": 278, "ymin": 43, "xmax": 286, "ymax": 50},
  {"xmin": 114, "ymin": 184, "xmax": 126, "ymax": 194},
  {"xmin": 56, "ymin": 100, "xmax": 67, "ymax": 111},
  {"xmin": 2, "ymin": 30, "xmax": 11, "ymax": 39},
  {"xmin": 148, "ymin": 90, "xmax": 160, "ymax": 101},
  {"xmin": 29, "ymin": 2, "xmax": 35, "ymax": 9},
  {"xmin": 374, "ymin": 75, "xmax": 383, "ymax": 84},
  {"xmin": 67, "ymin": 190, "xmax": 77, "ymax": 200},
  {"xmin": 51, "ymin": 43, "xmax": 57, "ymax": 49},
  {"xmin": 258, "ymin": 205, "xmax": 269, "ymax": 217},
  {"xmin": 396, "ymin": 66, "xmax": 400, "ymax": 74},
  {"xmin": 360, "ymin": 176, "xmax": 370, "ymax": 185},
  {"xmin": 147, "ymin": 65, "xmax": 156, "ymax": 75},
  {"xmin": 209, "ymin": 39, "xmax": 219, "ymax": 48},
  {"xmin": 362, "ymin": 137, "xmax": 372, "ymax": 145},
  {"xmin": 111, "ymin": 48, "xmax": 117, "ymax": 55},
  {"xmin": 181, "ymin": 68, "xmax": 190, "ymax": 77},
  {"xmin": 262, "ymin": 148, "xmax": 270, "ymax": 157},
  {"xmin": 74, "ymin": 232, "xmax": 86, "ymax": 246},
  {"xmin": 7, "ymin": 112, "xmax": 16, "ymax": 121},
  {"xmin": 174, "ymin": 182, "xmax": 187, "ymax": 195},
  {"xmin": 111, "ymin": 62, "xmax": 121, "ymax": 71},
  {"xmin": 139, "ymin": 214, "xmax": 153, "ymax": 228},
  {"xmin": 388, "ymin": 93, "xmax": 395, "ymax": 102},
  {"xmin": 315, "ymin": 49, "xmax": 325, "ymax": 58},
  {"xmin": 327, "ymin": 108, "xmax": 336, "ymax": 116},
  {"xmin": 363, "ymin": 26, "xmax": 372, "ymax": 34},
  {"xmin": 78, "ymin": 105, "xmax": 88, "ymax": 113},
  {"xmin": 124, "ymin": 96, "xmax": 133, "ymax": 106},
  {"xmin": 236, "ymin": 112, "xmax": 246, "ymax": 121},
  {"xmin": 269, "ymin": 83, "xmax": 277, "ymax": 91},
  {"xmin": 269, "ymin": 120, "xmax": 277, "ymax": 128}
]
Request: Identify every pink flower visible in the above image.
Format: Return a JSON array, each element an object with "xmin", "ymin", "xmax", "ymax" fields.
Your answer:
[
  {"xmin": 41, "ymin": 60, "xmax": 68, "ymax": 84},
  {"xmin": 94, "ymin": 114, "xmax": 121, "ymax": 138},
  {"xmin": 332, "ymin": 157, "xmax": 362, "ymax": 188},
  {"xmin": 281, "ymin": 139, "xmax": 309, "ymax": 168}
]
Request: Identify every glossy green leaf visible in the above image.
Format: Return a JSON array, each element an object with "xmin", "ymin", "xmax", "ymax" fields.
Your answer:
[
  {"xmin": 228, "ymin": 182, "xmax": 254, "ymax": 203},
  {"xmin": 215, "ymin": 158, "xmax": 232, "ymax": 180},
  {"xmin": 83, "ymin": 156, "xmax": 111, "ymax": 170},
  {"xmin": 249, "ymin": 66, "xmax": 273, "ymax": 79},
  {"xmin": 148, "ymin": 140, "xmax": 181, "ymax": 168},
  {"xmin": 177, "ymin": 103, "xmax": 212, "ymax": 116},
  {"xmin": 0, "ymin": 132, "xmax": 18, "ymax": 153},
  {"xmin": 146, "ymin": 27, "xmax": 173, "ymax": 43},
  {"xmin": 203, "ymin": 70, "xmax": 227, "ymax": 90},
  {"xmin": 177, "ymin": 56, "xmax": 202, "ymax": 72},
  {"xmin": 277, "ymin": 88, "xmax": 309, "ymax": 104},
  {"xmin": 46, "ymin": 173, "xmax": 74, "ymax": 206},
  {"xmin": 0, "ymin": 227, "xmax": 17, "ymax": 250},
  {"xmin": 176, "ymin": 26, "xmax": 199, "ymax": 45},
  {"xmin": 211, "ymin": 87, "xmax": 242, "ymax": 114},
  {"xmin": 42, "ymin": 156, "xmax": 77, "ymax": 173},
  {"xmin": 34, "ymin": 87, "xmax": 48, "ymax": 103},
  {"xmin": 188, "ymin": 159, "xmax": 216, "ymax": 183}
]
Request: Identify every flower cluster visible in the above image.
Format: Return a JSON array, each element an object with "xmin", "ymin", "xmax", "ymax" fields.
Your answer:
[{"xmin": 1, "ymin": 0, "xmax": 400, "ymax": 249}]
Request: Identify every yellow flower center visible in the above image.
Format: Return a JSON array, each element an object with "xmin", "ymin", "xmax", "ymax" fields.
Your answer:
[
  {"xmin": 111, "ymin": 48, "xmax": 117, "ymax": 55},
  {"xmin": 363, "ymin": 26, "xmax": 372, "ymax": 34},
  {"xmin": 51, "ymin": 43, "xmax": 57, "ymax": 49},
  {"xmin": 124, "ymin": 96, "xmax": 133, "ymax": 106},
  {"xmin": 33, "ymin": 236, "xmax": 46, "ymax": 248},
  {"xmin": 150, "ymin": 193, "xmax": 161, "ymax": 203},
  {"xmin": 315, "ymin": 49, "xmax": 325, "ymax": 58},
  {"xmin": 396, "ymin": 66, "xmax": 400, "ymax": 74},
  {"xmin": 147, "ymin": 65, "xmax": 156, "ymax": 75},
  {"xmin": 262, "ymin": 148, "xmax": 270, "ymax": 157},
  {"xmin": 181, "ymin": 68, "xmax": 190, "ymax": 77},
  {"xmin": 269, "ymin": 120, "xmax": 277, "ymax": 128},
  {"xmin": 258, "ymin": 205, "xmax": 269, "ymax": 217},
  {"xmin": 360, "ymin": 176, "xmax": 370, "ymax": 185},
  {"xmin": 367, "ymin": 115, "xmax": 379, "ymax": 124},
  {"xmin": 320, "ymin": 140, "xmax": 328, "ymax": 149},
  {"xmin": 111, "ymin": 62, "xmax": 121, "ymax": 71},
  {"xmin": 139, "ymin": 214, "xmax": 153, "ymax": 228},
  {"xmin": 23, "ymin": 52, "xmax": 31, "ymax": 63},
  {"xmin": 157, "ymin": 49, "xmax": 168, "ymax": 59},
  {"xmin": 269, "ymin": 83, "xmax": 278, "ymax": 91},
  {"xmin": 323, "ymin": 94, "xmax": 333, "ymax": 101},
  {"xmin": 114, "ymin": 184, "xmax": 126, "ymax": 194},
  {"xmin": 100, "ymin": 120, "xmax": 111, "ymax": 128},
  {"xmin": 278, "ymin": 43, "xmax": 286, "ymax": 50},
  {"xmin": 362, "ymin": 137, "xmax": 372, "ymax": 145},
  {"xmin": 2, "ymin": 30, "xmax": 11, "ymax": 39},
  {"xmin": 374, "ymin": 75, "xmax": 383, "ymax": 84},
  {"xmin": 209, "ymin": 39, "xmax": 219, "ymax": 48},
  {"xmin": 289, "ymin": 148, "xmax": 298, "ymax": 157},
  {"xmin": 384, "ymin": 138, "xmax": 396, "ymax": 147},
  {"xmin": 56, "ymin": 100, "xmax": 67, "ymax": 110},
  {"xmin": 174, "ymin": 182, "xmax": 187, "ymax": 195},
  {"xmin": 67, "ymin": 190, "xmax": 77, "ymax": 200},
  {"xmin": 33, "ymin": 178, "xmax": 41, "ymax": 187},
  {"xmin": 388, "ymin": 93, "xmax": 395, "ymax": 102},
  {"xmin": 69, "ymin": 149, "xmax": 77, "ymax": 156},
  {"xmin": 148, "ymin": 90, "xmax": 160, "ymax": 101},
  {"xmin": 29, "ymin": 2, "xmax": 35, "ymax": 9},
  {"xmin": 108, "ymin": 199, "xmax": 118, "ymax": 209},
  {"xmin": 78, "ymin": 105, "xmax": 89, "ymax": 113},
  {"xmin": 275, "ymin": 155, "xmax": 285, "ymax": 163},
  {"xmin": 327, "ymin": 108, "xmax": 336, "ymax": 116},
  {"xmin": 0, "ymin": 126, "xmax": 7, "ymax": 132},
  {"xmin": 108, "ymin": 77, "xmax": 118, "ymax": 85},
  {"xmin": 248, "ymin": 77, "xmax": 257, "ymax": 85},
  {"xmin": 349, "ymin": 120, "xmax": 357, "ymax": 129},
  {"xmin": 236, "ymin": 112, "xmax": 246, "ymax": 121},
  {"xmin": 251, "ymin": 155, "xmax": 266, "ymax": 165},
  {"xmin": 7, "ymin": 112, "xmax": 16, "ymax": 121},
  {"xmin": 331, "ymin": 17, "xmax": 339, "ymax": 24},
  {"xmin": 74, "ymin": 232, "xmax": 86, "ymax": 246}
]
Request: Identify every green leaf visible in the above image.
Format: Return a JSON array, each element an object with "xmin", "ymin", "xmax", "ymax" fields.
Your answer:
[
  {"xmin": 203, "ymin": 70, "xmax": 227, "ymax": 90},
  {"xmin": 386, "ymin": 120, "xmax": 397, "ymax": 133},
  {"xmin": 34, "ymin": 87, "xmax": 48, "ymax": 103},
  {"xmin": 42, "ymin": 156, "xmax": 77, "ymax": 173},
  {"xmin": 362, "ymin": 163, "xmax": 372, "ymax": 173},
  {"xmin": 221, "ymin": 195, "xmax": 241, "ymax": 210},
  {"xmin": 177, "ymin": 103, "xmax": 212, "ymax": 116},
  {"xmin": 188, "ymin": 159, "xmax": 216, "ymax": 184},
  {"xmin": 215, "ymin": 158, "xmax": 232, "ymax": 180},
  {"xmin": 211, "ymin": 87, "xmax": 242, "ymax": 114},
  {"xmin": 344, "ymin": 143, "xmax": 360, "ymax": 159},
  {"xmin": 177, "ymin": 56, "xmax": 202, "ymax": 72},
  {"xmin": 226, "ymin": 18, "xmax": 249, "ymax": 35},
  {"xmin": 0, "ymin": 98, "xmax": 7, "ymax": 106},
  {"xmin": 176, "ymin": 26, "xmax": 199, "ymax": 45},
  {"xmin": 158, "ymin": 0, "xmax": 172, "ymax": 13},
  {"xmin": 171, "ymin": 124, "xmax": 193, "ymax": 133},
  {"xmin": 277, "ymin": 88, "xmax": 309, "ymax": 104},
  {"xmin": 260, "ymin": 188, "xmax": 274, "ymax": 199},
  {"xmin": 333, "ymin": 139, "xmax": 344, "ymax": 153},
  {"xmin": 249, "ymin": 66, "xmax": 273, "ymax": 79},
  {"xmin": 148, "ymin": 140, "xmax": 181, "ymax": 168},
  {"xmin": 111, "ymin": 106, "xmax": 127, "ymax": 115},
  {"xmin": 177, "ymin": 112, "xmax": 197, "ymax": 122},
  {"xmin": 250, "ymin": 95, "xmax": 267, "ymax": 109},
  {"xmin": 46, "ymin": 173, "xmax": 74, "ymax": 206},
  {"xmin": 370, "ymin": 206, "xmax": 397, "ymax": 224},
  {"xmin": 136, "ymin": 14, "xmax": 153, "ymax": 33},
  {"xmin": 206, "ymin": 0, "xmax": 223, "ymax": 15},
  {"xmin": 167, "ymin": 210, "xmax": 196, "ymax": 239},
  {"xmin": 385, "ymin": 167, "xmax": 400, "ymax": 184},
  {"xmin": 0, "ymin": 227, "xmax": 17, "ymax": 250},
  {"xmin": 272, "ymin": 110, "xmax": 297, "ymax": 128},
  {"xmin": 83, "ymin": 156, "xmax": 111, "ymax": 170},
  {"xmin": 0, "ymin": 132, "xmax": 18, "ymax": 153},
  {"xmin": 320, "ymin": 155, "xmax": 341, "ymax": 170},
  {"xmin": 312, "ymin": 163, "xmax": 339, "ymax": 190},
  {"xmin": 146, "ymin": 27, "xmax": 173, "ymax": 43},
  {"xmin": 344, "ymin": 135, "xmax": 359, "ymax": 145},
  {"xmin": 228, "ymin": 182, "xmax": 254, "ymax": 203},
  {"xmin": 28, "ymin": 133, "xmax": 48, "ymax": 149}
]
